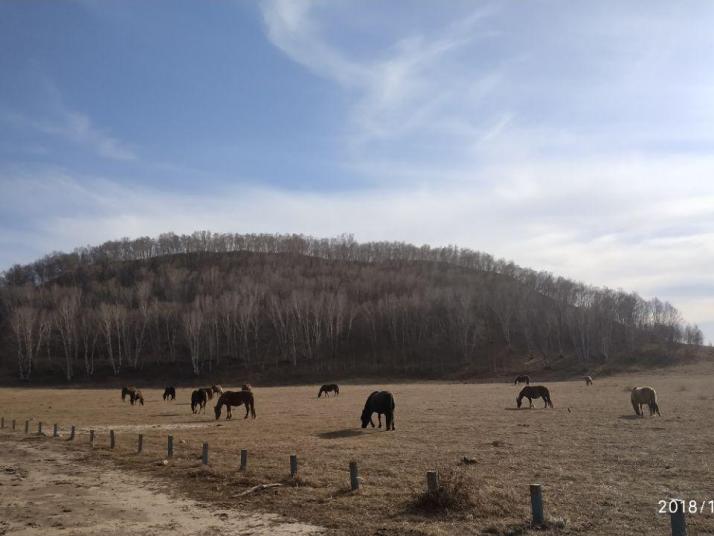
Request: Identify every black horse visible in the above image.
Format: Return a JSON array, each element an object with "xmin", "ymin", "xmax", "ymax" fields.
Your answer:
[
  {"xmin": 163, "ymin": 386, "xmax": 176, "ymax": 401},
  {"xmin": 318, "ymin": 384, "xmax": 340, "ymax": 398},
  {"xmin": 514, "ymin": 375, "xmax": 530, "ymax": 385},
  {"xmin": 361, "ymin": 391, "xmax": 395, "ymax": 430},
  {"xmin": 191, "ymin": 389, "xmax": 207, "ymax": 414},
  {"xmin": 516, "ymin": 385, "xmax": 553, "ymax": 409}
]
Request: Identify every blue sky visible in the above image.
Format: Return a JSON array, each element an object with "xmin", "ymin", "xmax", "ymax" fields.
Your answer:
[{"xmin": 1, "ymin": 1, "xmax": 713, "ymax": 341}]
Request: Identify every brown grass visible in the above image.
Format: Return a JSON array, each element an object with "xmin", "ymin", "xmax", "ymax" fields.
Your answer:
[{"xmin": 2, "ymin": 362, "xmax": 714, "ymax": 535}]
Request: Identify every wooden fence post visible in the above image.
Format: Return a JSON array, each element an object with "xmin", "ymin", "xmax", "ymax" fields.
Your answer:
[
  {"xmin": 202, "ymin": 442, "xmax": 209, "ymax": 465},
  {"xmin": 290, "ymin": 454, "xmax": 298, "ymax": 478},
  {"xmin": 426, "ymin": 470, "xmax": 439, "ymax": 493},
  {"xmin": 240, "ymin": 449, "xmax": 248, "ymax": 470},
  {"xmin": 349, "ymin": 461, "xmax": 359, "ymax": 491},
  {"xmin": 530, "ymin": 484, "xmax": 544, "ymax": 525},
  {"xmin": 110, "ymin": 430, "xmax": 116, "ymax": 449},
  {"xmin": 1, "ymin": 417, "xmax": 4, "ymax": 428},
  {"xmin": 25, "ymin": 420, "xmax": 29, "ymax": 434},
  {"xmin": 167, "ymin": 435, "xmax": 173, "ymax": 457},
  {"xmin": 38, "ymin": 422, "xmax": 42, "ymax": 435},
  {"xmin": 53, "ymin": 424, "xmax": 59, "ymax": 437},
  {"xmin": 137, "ymin": 434, "xmax": 143, "ymax": 454},
  {"xmin": 89, "ymin": 429, "xmax": 95, "ymax": 448},
  {"xmin": 12, "ymin": 419, "xmax": 16, "ymax": 431},
  {"xmin": 670, "ymin": 499, "xmax": 688, "ymax": 536},
  {"xmin": 70, "ymin": 425, "xmax": 75, "ymax": 440}
]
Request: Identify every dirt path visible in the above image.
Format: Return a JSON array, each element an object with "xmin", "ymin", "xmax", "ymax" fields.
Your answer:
[{"xmin": 0, "ymin": 436, "xmax": 323, "ymax": 536}]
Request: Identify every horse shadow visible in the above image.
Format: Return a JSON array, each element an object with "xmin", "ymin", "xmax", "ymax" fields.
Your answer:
[
  {"xmin": 618, "ymin": 415, "xmax": 641, "ymax": 420},
  {"xmin": 317, "ymin": 429, "xmax": 366, "ymax": 440}
]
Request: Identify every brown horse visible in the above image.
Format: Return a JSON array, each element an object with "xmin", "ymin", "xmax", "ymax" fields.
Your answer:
[
  {"xmin": 214, "ymin": 391, "xmax": 256, "ymax": 420},
  {"xmin": 163, "ymin": 386, "xmax": 176, "ymax": 401},
  {"xmin": 361, "ymin": 391, "xmax": 396, "ymax": 430},
  {"xmin": 631, "ymin": 386, "xmax": 660, "ymax": 416},
  {"xmin": 121, "ymin": 386, "xmax": 137, "ymax": 402},
  {"xmin": 130, "ymin": 390, "xmax": 144, "ymax": 406},
  {"xmin": 211, "ymin": 384, "xmax": 224, "ymax": 394},
  {"xmin": 191, "ymin": 389, "xmax": 207, "ymax": 414},
  {"xmin": 584, "ymin": 376, "xmax": 593, "ymax": 386},
  {"xmin": 199, "ymin": 387, "xmax": 214, "ymax": 400},
  {"xmin": 318, "ymin": 384, "xmax": 340, "ymax": 398},
  {"xmin": 514, "ymin": 375, "xmax": 530, "ymax": 385},
  {"xmin": 517, "ymin": 385, "xmax": 553, "ymax": 408}
]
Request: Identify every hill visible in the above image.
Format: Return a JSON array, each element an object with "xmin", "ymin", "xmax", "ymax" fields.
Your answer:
[{"xmin": 0, "ymin": 231, "xmax": 707, "ymax": 382}]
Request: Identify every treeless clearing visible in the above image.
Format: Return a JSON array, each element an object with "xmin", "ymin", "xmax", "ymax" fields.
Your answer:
[{"xmin": 2, "ymin": 365, "xmax": 714, "ymax": 535}]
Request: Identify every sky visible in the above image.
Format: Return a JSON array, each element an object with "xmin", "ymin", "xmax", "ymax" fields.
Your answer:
[{"xmin": 1, "ymin": 1, "xmax": 713, "ymax": 341}]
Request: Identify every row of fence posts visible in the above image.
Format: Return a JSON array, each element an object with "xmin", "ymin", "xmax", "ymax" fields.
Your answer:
[{"xmin": 0, "ymin": 417, "xmax": 689, "ymax": 535}]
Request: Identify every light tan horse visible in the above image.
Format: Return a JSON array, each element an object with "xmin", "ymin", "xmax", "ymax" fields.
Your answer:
[
  {"xmin": 211, "ymin": 384, "xmax": 224, "ymax": 395},
  {"xmin": 631, "ymin": 386, "xmax": 660, "ymax": 416}
]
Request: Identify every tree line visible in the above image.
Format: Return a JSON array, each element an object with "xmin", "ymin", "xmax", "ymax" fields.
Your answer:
[{"xmin": 0, "ymin": 232, "xmax": 704, "ymax": 381}]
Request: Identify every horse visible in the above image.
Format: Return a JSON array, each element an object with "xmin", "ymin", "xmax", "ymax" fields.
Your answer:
[
  {"xmin": 214, "ymin": 391, "xmax": 256, "ymax": 420},
  {"xmin": 516, "ymin": 385, "xmax": 553, "ymax": 409},
  {"xmin": 121, "ymin": 386, "xmax": 137, "ymax": 402},
  {"xmin": 631, "ymin": 386, "xmax": 660, "ymax": 416},
  {"xmin": 199, "ymin": 387, "xmax": 214, "ymax": 400},
  {"xmin": 130, "ymin": 390, "xmax": 144, "ymax": 406},
  {"xmin": 211, "ymin": 384, "xmax": 224, "ymax": 395},
  {"xmin": 318, "ymin": 384, "xmax": 340, "ymax": 398},
  {"xmin": 241, "ymin": 384, "xmax": 252, "ymax": 391},
  {"xmin": 361, "ymin": 391, "xmax": 395, "ymax": 430},
  {"xmin": 163, "ymin": 386, "xmax": 176, "ymax": 401},
  {"xmin": 514, "ymin": 375, "xmax": 530, "ymax": 385},
  {"xmin": 191, "ymin": 389, "xmax": 207, "ymax": 414},
  {"xmin": 584, "ymin": 376, "xmax": 593, "ymax": 386}
]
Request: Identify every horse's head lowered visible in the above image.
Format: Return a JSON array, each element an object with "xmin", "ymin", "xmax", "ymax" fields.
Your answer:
[
  {"xmin": 516, "ymin": 395, "xmax": 523, "ymax": 408},
  {"xmin": 214, "ymin": 403, "xmax": 222, "ymax": 420},
  {"xmin": 360, "ymin": 409, "xmax": 371, "ymax": 428}
]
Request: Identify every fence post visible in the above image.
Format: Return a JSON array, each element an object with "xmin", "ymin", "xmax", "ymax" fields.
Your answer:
[
  {"xmin": 349, "ymin": 461, "xmax": 360, "ymax": 491},
  {"xmin": 53, "ymin": 424, "xmax": 59, "ymax": 437},
  {"xmin": 70, "ymin": 425, "xmax": 75, "ymax": 440},
  {"xmin": 202, "ymin": 442, "xmax": 209, "ymax": 465},
  {"xmin": 1, "ymin": 417, "xmax": 4, "ymax": 428},
  {"xmin": 89, "ymin": 429, "xmax": 95, "ymax": 448},
  {"xmin": 110, "ymin": 430, "xmax": 116, "ymax": 449},
  {"xmin": 167, "ymin": 435, "xmax": 173, "ymax": 458},
  {"xmin": 670, "ymin": 499, "xmax": 688, "ymax": 536},
  {"xmin": 137, "ymin": 434, "xmax": 143, "ymax": 454},
  {"xmin": 240, "ymin": 449, "xmax": 248, "ymax": 470},
  {"xmin": 12, "ymin": 419, "xmax": 16, "ymax": 431},
  {"xmin": 25, "ymin": 420, "xmax": 29, "ymax": 434},
  {"xmin": 530, "ymin": 484, "xmax": 544, "ymax": 525},
  {"xmin": 290, "ymin": 454, "xmax": 298, "ymax": 478},
  {"xmin": 38, "ymin": 422, "xmax": 43, "ymax": 435},
  {"xmin": 426, "ymin": 470, "xmax": 439, "ymax": 493}
]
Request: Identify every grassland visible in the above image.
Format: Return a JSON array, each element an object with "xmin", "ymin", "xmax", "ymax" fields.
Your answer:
[{"xmin": 2, "ymin": 364, "xmax": 714, "ymax": 535}]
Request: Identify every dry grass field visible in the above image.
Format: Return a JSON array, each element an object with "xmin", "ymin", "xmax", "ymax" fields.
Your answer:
[{"xmin": 2, "ymin": 364, "xmax": 714, "ymax": 535}]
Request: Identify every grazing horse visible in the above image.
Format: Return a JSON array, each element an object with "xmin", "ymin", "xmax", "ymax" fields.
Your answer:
[
  {"xmin": 631, "ymin": 386, "xmax": 660, "ymax": 416},
  {"xmin": 121, "ymin": 386, "xmax": 137, "ymax": 402},
  {"xmin": 584, "ymin": 376, "xmax": 593, "ymax": 386},
  {"xmin": 517, "ymin": 386, "xmax": 553, "ymax": 408},
  {"xmin": 199, "ymin": 387, "xmax": 214, "ymax": 401},
  {"xmin": 191, "ymin": 389, "xmax": 207, "ymax": 414},
  {"xmin": 361, "ymin": 391, "xmax": 396, "ymax": 430},
  {"xmin": 163, "ymin": 386, "xmax": 176, "ymax": 401},
  {"xmin": 241, "ymin": 384, "xmax": 252, "ymax": 391},
  {"xmin": 211, "ymin": 384, "xmax": 224, "ymax": 395},
  {"xmin": 514, "ymin": 375, "xmax": 530, "ymax": 385},
  {"xmin": 214, "ymin": 391, "xmax": 256, "ymax": 420},
  {"xmin": 130, "ymin": 390, "xmax": 144, "ymax": 406},
  {"xmin": 318, "ymin": 384, "xmax": 340, "ymax": 398}
]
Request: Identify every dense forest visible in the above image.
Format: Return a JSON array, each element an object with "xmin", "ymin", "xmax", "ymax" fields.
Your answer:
[{"xmin": 0, "ymin": 231, "xmax": 705, "ymax": 382}]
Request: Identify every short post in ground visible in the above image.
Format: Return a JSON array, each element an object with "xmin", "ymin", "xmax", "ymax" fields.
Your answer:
[
  {"xmin": 426, "ymin": 470, "xmax": 439, "ymax": 493},
  {"xmin": 290, "ymin": 454, "xmax": 298, "ymax": 478},
  {"xmin": 89, "ymin": 429, "xmax": 95, "ymax": 448},
  {"xmin": 70, "ymin": 425, "xmax": 75, "ymax": 440},
  {"xmin": 670, "ymin": 499, "xmax": 688, "ymax": 536},
  {"xmin": 167, "ymin": 435, "xmax": 173, "ymax": 457},
  {"xmin": 110, "ymin": 430, "xmax": 116, "ymax": 449},
  {"xmin": 25, "ymin": 420, "xmax": 29, "ymax": 434},
  {"xmin": 202, "ymin": 442, "xmax": 209, "ymax": 465},
  {"xmin": 349, "ymin": 461, "xmax": 360, "ymax": 491},
  {"xmin": 240, "ymin": 449, "xmax": 248, "ymax": 470},
  {"xmin": 53, "ymin": 423, "xmax": 59, "ymax": 437},
  {"xmin": 530, "ymin": 484, "xmax": 544, "ymax": 526},
  {"xmin": 137, "ymin": 434, "xmax": 143, "ymax": 454}
]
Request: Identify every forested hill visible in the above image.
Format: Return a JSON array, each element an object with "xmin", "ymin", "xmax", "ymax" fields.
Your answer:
[{"xmin": 0, "ymin": 231, "xmax": 706, "ymax": 382}]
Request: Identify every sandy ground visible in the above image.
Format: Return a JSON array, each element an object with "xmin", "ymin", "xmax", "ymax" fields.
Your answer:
[{"xmin": 0, "ymin": 435, "xmax": 323, "ymax": 536}]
